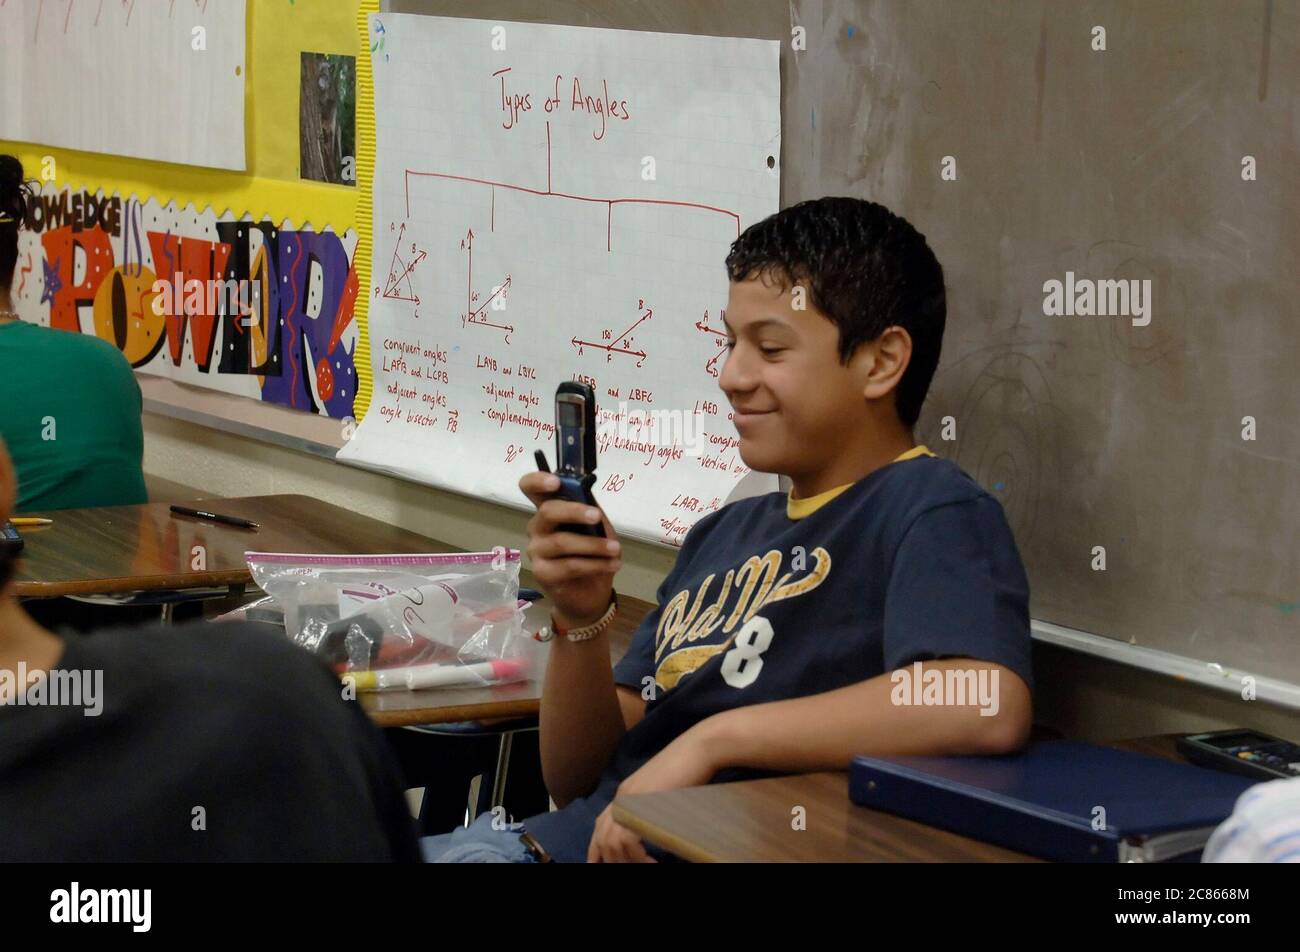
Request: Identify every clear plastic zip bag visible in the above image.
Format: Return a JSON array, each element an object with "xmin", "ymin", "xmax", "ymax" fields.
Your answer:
[{"xmin": 245, "ymin": 549, "xmax": 534, "ymax": 691}]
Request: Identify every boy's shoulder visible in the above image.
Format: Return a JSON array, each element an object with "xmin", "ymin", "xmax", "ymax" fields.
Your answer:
[
  {"xmin": 688, "ymin": 455, "xmax": 995, "ymax": 543},
  {"xmin": 862, "ymin": 454, "xmax": 994, "ymax": 519},
  {"xmin": 655, "ymin": 457, "xmax": 1017, "ymax": 592}
]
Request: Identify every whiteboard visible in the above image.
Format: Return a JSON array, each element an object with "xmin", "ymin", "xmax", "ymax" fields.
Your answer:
[
  {"xmin": 0, "ymin": 0, "xmax": 246, "ymax": 170},
  {"xmin": 340, "ymin": 13, "xmax": 782, "ymax": 546}
]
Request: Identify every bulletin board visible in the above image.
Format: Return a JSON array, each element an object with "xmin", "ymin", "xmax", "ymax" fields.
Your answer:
[{"xmin": 0, "ymin": 0, "xmax": 381, "ymax": 448}]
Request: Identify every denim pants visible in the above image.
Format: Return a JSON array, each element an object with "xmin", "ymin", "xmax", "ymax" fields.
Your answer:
[{"xmin": 419, "ymin": 811, "xmax": 539, "ymax": 863}]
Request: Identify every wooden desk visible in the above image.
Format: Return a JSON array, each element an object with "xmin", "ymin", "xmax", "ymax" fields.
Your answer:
[
  {"xmin": 12, "ymin": 491, "xmax": 652, "ymax": 728},
  {"xmin": 615, "ymin": 772, "xmax": 1041, "ymax": 862},
  {"xmin": 612, "ymin": 736, "xmax": 1185, "ymax": 863},
  {"xmin": 12, "ymin": 494, "xmax": 446, "ymax": 598}
]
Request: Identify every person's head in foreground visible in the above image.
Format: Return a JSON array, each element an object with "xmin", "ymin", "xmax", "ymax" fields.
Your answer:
[
  {"xmin": 721, "ymin": 196, "xmax": 946, "ymax": 495},
  {"xmin": 0, "ymin": 437, "xmax": 419, "ymax": 862}
]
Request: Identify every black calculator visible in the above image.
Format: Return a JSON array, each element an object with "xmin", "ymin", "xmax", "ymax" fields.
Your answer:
[{"xmin": 1177, "ymin": 729, "xmax": 1300, "ymax": 780}]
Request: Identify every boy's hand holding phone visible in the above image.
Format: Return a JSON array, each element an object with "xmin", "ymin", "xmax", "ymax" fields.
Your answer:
[
  {"xmin": 520, "ymin": 382, "xmax": 619, "ymax": 629},
  {"xmin": 519, "ymin": 471, "xmax": 620, "ymax": 628}
]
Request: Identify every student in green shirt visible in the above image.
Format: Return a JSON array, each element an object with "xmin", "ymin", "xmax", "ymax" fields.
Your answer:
[{"xmin": 0, "ymin": 156, "xmax": 146, "ymax": 513}]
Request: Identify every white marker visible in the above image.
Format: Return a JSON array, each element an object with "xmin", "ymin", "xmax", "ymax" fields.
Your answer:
[{"xmin": 347, "ymin": 657, "xmax": 528, "ymax": 692}]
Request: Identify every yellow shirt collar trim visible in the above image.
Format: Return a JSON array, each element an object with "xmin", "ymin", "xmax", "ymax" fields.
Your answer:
[{"xmin": 786, "ymin": 445, "xmax": 936, "ymax": 520}]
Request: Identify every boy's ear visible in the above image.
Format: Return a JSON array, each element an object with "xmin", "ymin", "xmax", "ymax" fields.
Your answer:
[{"xmin": 856, "ymin": 326, "xmax": 913, "ymax": 404}]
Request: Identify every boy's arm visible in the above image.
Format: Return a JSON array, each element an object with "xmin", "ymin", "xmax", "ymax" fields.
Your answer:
[
  {"xmin": 707, "ymin": 658, "xmax": 1031, "ymax": 770},
  {"xmin": 618, "ymin": 659, "xmax": 1031, "ymax": 796},
  {"xmin": 523, "ymin": 464, "xmax": 697, "ymax": 807},
  {"xmin": 539, "ymin": 631, "xmax": 632, "ymax": 807}
]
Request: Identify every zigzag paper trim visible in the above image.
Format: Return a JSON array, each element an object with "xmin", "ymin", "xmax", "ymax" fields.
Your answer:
[
  {"xmin": 20, "ymin": 185, "xmax": 359, "ymax": 240},
  {"xmin": 353, "ymin": 0, "xmax": 382, "ymax": 424}
]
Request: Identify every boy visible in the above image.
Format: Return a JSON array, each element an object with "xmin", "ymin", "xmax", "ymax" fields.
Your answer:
[{"xmin": 423, "ymin": 197, "xmax": 1033, "ymax": 863}]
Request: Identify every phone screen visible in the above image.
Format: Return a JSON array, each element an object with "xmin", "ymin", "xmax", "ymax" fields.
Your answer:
[{"xmin": 558, "ymin": 400, "xmax": 582, "ymax": 428}]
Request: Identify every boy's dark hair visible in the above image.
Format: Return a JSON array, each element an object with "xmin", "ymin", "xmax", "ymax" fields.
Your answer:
[
  {"xmin": 725, "ymin": 197, "xmax": 946, "ymax": 428},
  {"xmin": 1, "ymin": 155, "xmax": 34, "ymax": 293}
]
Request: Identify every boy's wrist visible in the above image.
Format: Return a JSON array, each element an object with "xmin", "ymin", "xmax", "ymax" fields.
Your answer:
[
  {"xmin": 539, "ymin": 591, "xmax": 618, "ymax": 642},
  {"xmin": 552, "ymin": 608, "xmax": 605, "ymax": 630}
]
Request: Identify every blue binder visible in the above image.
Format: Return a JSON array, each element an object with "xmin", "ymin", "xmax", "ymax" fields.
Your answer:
[{"xmin": 849, "ymin": 740, "xmax": 1260, "ymax": 862}]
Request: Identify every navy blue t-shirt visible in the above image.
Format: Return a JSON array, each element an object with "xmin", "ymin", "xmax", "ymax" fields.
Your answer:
[{"xmin": 524, "ymin": 450, "xmax": 1033, "ymax": 861}]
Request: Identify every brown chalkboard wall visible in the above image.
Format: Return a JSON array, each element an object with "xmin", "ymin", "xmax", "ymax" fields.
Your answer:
[{"xmin": 388, "ymin": 0, "xmax": 1300, "ymax": 687}]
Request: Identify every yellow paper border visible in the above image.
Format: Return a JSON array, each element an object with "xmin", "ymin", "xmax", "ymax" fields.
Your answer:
[{"xmin": 352, "ymin": 0, "xmax": 380, "ymax": 422}]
